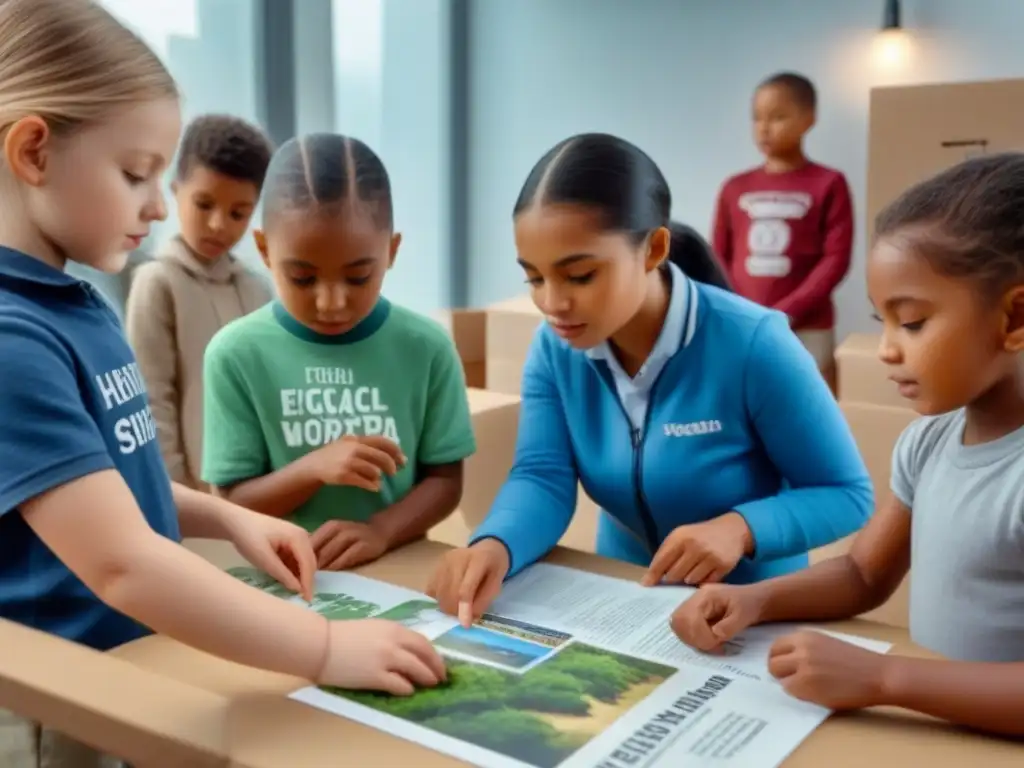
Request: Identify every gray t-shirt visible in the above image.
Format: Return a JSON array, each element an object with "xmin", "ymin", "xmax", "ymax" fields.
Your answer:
[{"xmin": 892, "ymin": 409, "xmax": 1024, "ymax": 662}]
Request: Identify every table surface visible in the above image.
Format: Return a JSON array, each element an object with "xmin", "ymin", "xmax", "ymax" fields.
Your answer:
[{"xmin": 111, "ymin": 538, "xmax": 1023, "ymax": 767}]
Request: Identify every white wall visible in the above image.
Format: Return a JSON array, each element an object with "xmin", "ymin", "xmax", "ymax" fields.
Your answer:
[{"xmin": 466, "ymin": 0, "xmax": 1024, "ymax": 339}]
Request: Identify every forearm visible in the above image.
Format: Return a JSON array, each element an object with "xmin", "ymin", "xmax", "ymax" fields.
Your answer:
[
  {"xmin": 774, "ymin": 257, "xmax": 849, "ymax": 321},
  {"xmin": 476, "ymin": 344, "xmax": 580, "ymax": 575},
  {"xmin": 174, "ymin": 482, "xmax": 242, "ymax": 539},
  {"xmin": 221, "ymin": 455, "xmax": 322, "ymax": 519},
  {"xmin": 738, "ymin": 482, "xmax": 872, "ymax": 561},
  {"xmin": 103, "ymin": 532, "xmax": 328, "ymax": 681},
  {"xmin": 879, "ymin": 657, "xmax": 1024, "ymax": 738},
  {"xmin": 471, "ymin": 470, "xmax": 576, "ymax": 576},
  {"xmin": 753, "ymin": 554, "xmax": 889, "ymax": 624},
  {"xmin": 370, "ymin": 463, "xmax": 462, "ymax": 550}
]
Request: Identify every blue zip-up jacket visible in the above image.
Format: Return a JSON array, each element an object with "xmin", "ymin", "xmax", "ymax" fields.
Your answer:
[{"xmin": 471, "ymin": 282, "xmax": 873, "ymax": 582}]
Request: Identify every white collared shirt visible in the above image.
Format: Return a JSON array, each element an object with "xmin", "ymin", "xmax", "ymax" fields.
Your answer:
[{"xmin": 586, "ymin": 262, "xmax": 698, "ymax": 431}]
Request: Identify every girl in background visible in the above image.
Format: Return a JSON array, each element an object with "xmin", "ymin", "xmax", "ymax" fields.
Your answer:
[
  {"xmin": 201, "ymin": 133, "xmax": 477, "ymax": 571},
  {"xmin": 0, "ymin": 3, "xmax": 443, "ymax": 765},
  {"xmin": 672, "ymin": 153, "xmax": 1024, "ymax": 738}
]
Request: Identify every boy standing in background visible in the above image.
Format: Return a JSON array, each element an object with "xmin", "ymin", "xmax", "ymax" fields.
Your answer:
[
  {"xmin": 712, "ymin": 72, "xmax": 853, "ymax": 393},
  {"xmin": 127, "ymin": 115, "xmax": 274, "ymax": 490}
]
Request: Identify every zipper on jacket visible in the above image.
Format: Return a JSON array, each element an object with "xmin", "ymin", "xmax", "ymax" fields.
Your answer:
[
  {"xmin": 629, "ymin": 425, "xmax": 660, "ymax": 553},
  {"xmin": 598, "ymin": 275, "xmax": 696, "ymax": 556},
  {"xmin": 596, "ymin": 372, "xmax": 663, "ymax": 556}
]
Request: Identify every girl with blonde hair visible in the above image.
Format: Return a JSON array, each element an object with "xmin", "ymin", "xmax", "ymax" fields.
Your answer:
[{"xmin": 0, "ymin": 2, "xmax": 444, "ymax": 765}]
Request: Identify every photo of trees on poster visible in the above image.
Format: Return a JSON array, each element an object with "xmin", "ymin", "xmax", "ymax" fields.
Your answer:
[
  {"xmin": 228, "ymin": 567, "xmax": 381, "ymax": 620},
  {"xmin": 229, "ymin": 568, "xmax": 679, "ymax": 766},
  {"xmin": 326, "ymin": 642, "xmax": 676, "ymax": 768},
  {"xmin": 229, "ymin": 566, "xmax": 295, "ymax": 599}
]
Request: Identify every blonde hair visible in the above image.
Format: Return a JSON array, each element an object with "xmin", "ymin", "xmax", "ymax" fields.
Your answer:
[{"xmin": 0, "ymin": 0, "xmax": 178, "ymax": 140}]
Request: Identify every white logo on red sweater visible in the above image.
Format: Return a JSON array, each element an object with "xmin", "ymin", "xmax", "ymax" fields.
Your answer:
[{"xmin": 738, "ymin": 191, "xmax": 813, "ymax": 278}]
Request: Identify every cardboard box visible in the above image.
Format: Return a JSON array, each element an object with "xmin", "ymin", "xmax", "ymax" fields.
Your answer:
[
  {"xmin": 832, "ymin": 331, "xmax": 919, "ymax": 629},
  {"xmin": 484, "ymin": 295, "xmax": 542, "ymax": 395},
  {"xmin": 835, "ymin": 333, "xmax": 907, "ymax": 409},
  {"xmin": 436, "ymin": 297, "xmax": 541, "ymax": 395},
  {"xmin": 0, "ymin": 617, "xmax": 232, "ymax": 767},
  {"xmin": 868, "ymin": 78, "xmax": 1024, "ymax": 240},
  {"xmin": 434, "ymin": 309, "xmax": 487, "ymax": 389},
  {"xmin": 435, "ymin": 297, "xmax": 599, "ymax": 550},
  {"xmin": 457, "ymin": 388, "xmax": 520, "ymax": 531},
  {"xmin": 428, "ymin": 387, "xmax": 598, "ymax": 554},
  {"xmin": 810, "ymin": 402, "xmax": 918, "ymax": 629}
]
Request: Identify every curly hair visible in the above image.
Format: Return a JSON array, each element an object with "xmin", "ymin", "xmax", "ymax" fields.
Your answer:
[{"xmin": 175, "ymin": 114, "xmax": 274, "ymax": 190}]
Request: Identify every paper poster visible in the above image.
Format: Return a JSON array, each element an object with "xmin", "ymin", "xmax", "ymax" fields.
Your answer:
[{"xmin": 229, "ymin": 563, "xmax": 891, "ymax": 768}]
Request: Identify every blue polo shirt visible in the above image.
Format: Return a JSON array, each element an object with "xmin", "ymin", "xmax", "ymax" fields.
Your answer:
[{"xmin": 0, "ymin": 248, "xmax": 180, "ymax": 651}]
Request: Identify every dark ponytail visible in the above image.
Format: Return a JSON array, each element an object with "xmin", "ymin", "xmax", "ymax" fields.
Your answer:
[
  {"xmin": 514, "ymin": 132, "xmax": 731, "ymax": 290},
  {"xmin": 667, "ymin": 222, "xmax": 731, "ymax": 290}
]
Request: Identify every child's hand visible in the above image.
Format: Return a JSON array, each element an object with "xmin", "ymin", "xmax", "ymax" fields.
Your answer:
[
  {"xmin": 318, "ymin": 618, "xmax": 448, "ymax": 696},
  {"xmin": 225, "ymin": 509, "xmax": 317, "ymax": 601},
  {"xmin": 669, "ymin": 584, "xmax": 765, "ymax": 652},
  {"xmin": 310, "ymin": 520, "xmax": 388, "ymax": 570},
  {"xmin": 311, "ymin": 435, "xmax": 406, "ymax": 491},
  {"xmin": 426, "ymin": 539, "xmax": 510, "ymax": 627},
  {"xmin": 769, "ymin": 630, "xmax": 890, "ymax": 710}
]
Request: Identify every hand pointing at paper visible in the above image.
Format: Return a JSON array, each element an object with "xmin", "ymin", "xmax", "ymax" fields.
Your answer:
[{"xmin": 426, "ymin": 539, "xmax": 510, "ymax": 627}]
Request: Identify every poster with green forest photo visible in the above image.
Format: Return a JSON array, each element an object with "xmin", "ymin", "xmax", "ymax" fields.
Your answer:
[
  {"xmin": 331, "ymin": 641, "xmax": 675, "ymax": 768},
  {"xmin": 230, "ymin": 568, "xmax": 677, "ymax": 767}
]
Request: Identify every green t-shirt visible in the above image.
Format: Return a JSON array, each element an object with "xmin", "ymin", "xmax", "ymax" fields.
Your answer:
[{"xmin": 201, "ymin": 298, "xmax": 476, "ymax": 531}]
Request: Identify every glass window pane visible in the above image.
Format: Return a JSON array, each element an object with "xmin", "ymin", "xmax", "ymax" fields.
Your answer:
[{"xmin": 81, "ymin": 0, "xmax": 264, "ymax": 313}]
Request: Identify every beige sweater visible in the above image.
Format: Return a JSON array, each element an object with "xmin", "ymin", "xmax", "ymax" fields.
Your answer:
[{"xmin": 125, "ymin": 237, "xmax": 272, "ymax": 489}]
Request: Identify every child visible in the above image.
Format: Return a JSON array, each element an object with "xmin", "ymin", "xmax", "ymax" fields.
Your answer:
[
  {"xmin": 125, "ymin": 114, "xmax": 274, "ymax": 491},
  {"xmin": 711, "ymin": 72, "xmax": 853, "ymax": 392},
  {"xmin": 200, "ymin": 133, "xmax": 477, "ymax": 571},
  {"xmin": 672, "ymin": 153, "xmax": 1024, "ymax": 738},
  {"xmin": 0, "ymin": 3, "xmax": 444, "ymax": 766}
]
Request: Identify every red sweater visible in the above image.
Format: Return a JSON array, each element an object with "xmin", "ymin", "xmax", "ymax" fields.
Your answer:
[{"xmin": 711, "ymin": 162, "xmax": 854, "ymax": 330}]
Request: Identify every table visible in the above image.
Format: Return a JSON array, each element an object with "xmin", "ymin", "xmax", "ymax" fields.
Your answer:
[{"xmin": 113, "ymin": 539, "xmax": 1023, "ymax": 767}]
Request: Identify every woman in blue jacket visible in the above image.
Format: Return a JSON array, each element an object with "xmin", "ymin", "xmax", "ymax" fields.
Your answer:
[{"xmin": 427, "ymin": 133, "xmax": 872, "ymax": 626}]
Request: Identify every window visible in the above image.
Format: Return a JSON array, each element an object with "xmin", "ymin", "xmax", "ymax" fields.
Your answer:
[
  {"xmin": 80, "ymin": 0, "xmax": 264, "ymax": 313},
  {"xmin": 332, "ymin": 0, "xmax": 383, "ymax": 146}
]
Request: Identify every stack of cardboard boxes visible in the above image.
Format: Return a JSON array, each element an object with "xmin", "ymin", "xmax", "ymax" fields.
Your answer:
[
  {"xmin": 821, "ymin": 334, "xmax": 918, "ymax": 628},
  {"xmin": 433, "ymin": 306, "xmax": 600, "ymax": 553},
  {"xmin": 484, "ymin": 296, "xmax": 543, "ymax": 395}
]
